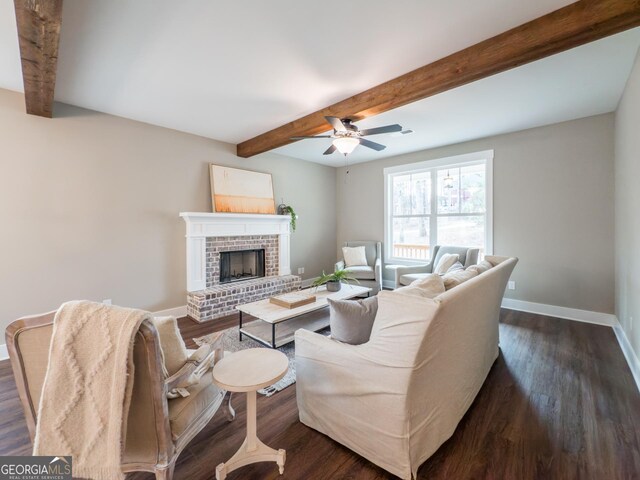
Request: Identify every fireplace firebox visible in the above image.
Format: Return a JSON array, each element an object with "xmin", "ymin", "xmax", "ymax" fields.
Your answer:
[{"xmin": 220, "ymin": 249, "xmax": 266, "ymax": 284}]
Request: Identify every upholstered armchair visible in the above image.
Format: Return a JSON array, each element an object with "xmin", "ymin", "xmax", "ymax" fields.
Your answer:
[
  {"xmin": 335, "ymin": 241, "xmax": 382, "ymax": 294},
  {"xmin": 5, "ymin": 311, "xmax": 234, "ymax": 480},
  {"xmin": 394, "ymin": 245, "xmax": 480, "ymax": 288}
]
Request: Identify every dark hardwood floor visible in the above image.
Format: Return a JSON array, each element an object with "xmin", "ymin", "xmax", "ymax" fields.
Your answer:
[{"xmin": 1, "ymin": 309, "xmax": 639, "ymax": 479}]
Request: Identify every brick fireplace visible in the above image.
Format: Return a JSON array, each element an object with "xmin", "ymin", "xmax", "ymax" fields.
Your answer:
[
  {"xmin": 207, "ymin": 236, "xmax": 277, "ymax": 287},
  {"xmin": 180, "ymin": 213, "xmax": 301, "ymax": 322}
]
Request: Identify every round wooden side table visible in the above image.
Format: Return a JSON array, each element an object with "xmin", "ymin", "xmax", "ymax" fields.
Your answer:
[{"xmin": 212, "ymin": 348, "xmax": 289, "ymax": 480}]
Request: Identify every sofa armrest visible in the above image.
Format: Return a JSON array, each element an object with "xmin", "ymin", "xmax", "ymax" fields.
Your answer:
[
  {"xmin": 374, "ymin": 258, "xmax": 382, "ymax": 283},
  {"xmin": 335, "ymin": 260, "xmax": 345, "ymax": 271},
  {"xmin": 295, "ymin": 329, "xmax": 409, "ymax": 418},
  {"xmin": 295, "ymin": 329, "xmax": 405, "ymax": 385},
  {"xmin": 394, "ymin": 263, "xmax": 432, "ymax": 286}
]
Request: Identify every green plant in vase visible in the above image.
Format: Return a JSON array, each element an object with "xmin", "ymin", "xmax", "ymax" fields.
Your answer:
[
  {"xmin": 312, "ymin": 269, "xmax": 359, "ymax": 292},
  {"xmin": 278, "ymin": 204, "xmax": 297, "ymax": 232}
]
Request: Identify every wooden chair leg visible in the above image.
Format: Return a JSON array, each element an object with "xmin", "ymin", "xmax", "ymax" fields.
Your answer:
[{"xmin": 155, "ymin": 462, "xmax": 175, "ymax": 480}]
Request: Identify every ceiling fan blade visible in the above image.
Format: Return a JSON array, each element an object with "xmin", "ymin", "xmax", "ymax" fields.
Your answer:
[
  {"xmin": 359, "ymin": 138, "xmax": 386, "ymax": 151},
  {"xmin": 325, "ymin": 116, "xmax": 347, "ymax": 133},
  {"xmin": 291, "ymin": 135, "xmax": 333, "ymax": 139},
  {"xmin": 359, "ymin": 124, "xmax": 402, "ymax": 136},
  {"xmin": 323, "ymin": 144, "xmax": 337, "ymax": 155}
]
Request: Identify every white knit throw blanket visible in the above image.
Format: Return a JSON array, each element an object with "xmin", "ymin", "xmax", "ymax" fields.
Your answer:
[{"xmin": 33, "ymin": 301, "xmax": 150, "ymax": 480}]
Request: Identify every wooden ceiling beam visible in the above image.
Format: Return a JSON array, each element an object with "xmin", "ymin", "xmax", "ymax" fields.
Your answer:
[
  {"xmin": 13, "ymin": 0, "xmax": 64, "ymax": 118},
  {"xmin": 237, "ymin": 0, "xmax": 640, "ymax": 158}
]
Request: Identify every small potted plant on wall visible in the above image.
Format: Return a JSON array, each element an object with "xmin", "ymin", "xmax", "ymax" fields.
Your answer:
[
  {"xmin": 312, "ymin": 269, "xmax": 359, "ymax": 292},
  {"xmin": 277, "ymin": 203, "xmax": 297, "ymax": 232}
]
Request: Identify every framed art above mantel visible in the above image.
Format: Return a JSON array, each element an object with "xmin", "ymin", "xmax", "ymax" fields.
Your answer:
[{"xmin": 209, "ymin": 165, "xmax": 276, "ymax": 214}]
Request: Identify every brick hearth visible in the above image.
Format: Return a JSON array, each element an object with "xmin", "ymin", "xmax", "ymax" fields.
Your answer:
[{"xmin": 187, "ymin": 274, "xmax": 301, "ymax": 322}]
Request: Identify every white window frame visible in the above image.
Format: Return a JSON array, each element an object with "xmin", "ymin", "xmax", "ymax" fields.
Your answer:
[{"xmin": 383, "ymin": 150, "xmax": 494, "ymax": 265}]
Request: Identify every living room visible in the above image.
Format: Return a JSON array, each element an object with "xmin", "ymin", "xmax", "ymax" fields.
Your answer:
[{"xmin": 1, "ymin": 1, "xmax": 639, "ymax": 479}]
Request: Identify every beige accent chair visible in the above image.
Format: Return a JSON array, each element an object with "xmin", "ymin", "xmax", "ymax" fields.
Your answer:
[
  {"xmin": 394, "ymin": 245, "xmax": 480, "ymax": 288},
  {"xmin": 295, "ymin": 256, "xmax": 518, "ymax": 479},
  {"xmin": 5, "ymin": 311, "xmax": 234, "ymax": 480},
  {"xmin": 335, "ymin": 241, "xmax": 382, "ymax": 294}
]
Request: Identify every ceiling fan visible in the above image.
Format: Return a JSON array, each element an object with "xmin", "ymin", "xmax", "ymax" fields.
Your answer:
[{"xmin": 291, "ymin": 116, "xmax": 403, "ymax": 156}]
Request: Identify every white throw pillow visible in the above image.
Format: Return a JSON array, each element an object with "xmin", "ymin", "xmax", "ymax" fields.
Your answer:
[
  {"xmin": 395, "ymin": 273, "xmax": 445, "ymax": 299},
  {"xmin": 343, "ymin": 246, "xmax": 368, "ymax": 267},
  {"xmin": 433, "ymin": 253, "xmax": 460, "ymax": 275}
]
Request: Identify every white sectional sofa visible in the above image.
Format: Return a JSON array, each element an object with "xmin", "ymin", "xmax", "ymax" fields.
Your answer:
[{"xmin": 295, "ymin": 255, "xmax": 518, "ymax": 479}]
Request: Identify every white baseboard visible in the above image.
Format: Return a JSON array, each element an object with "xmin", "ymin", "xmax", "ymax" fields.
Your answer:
[
  {"xmin": 613, "ymin": 323, "xmax": 640, "ymax": 393},
  {"xmin": 0, "ymin": 344, "xmax": 7, "ymax": 362},
  {"xmin": 301, "ymin": 277, "xmax": 320, "ymax": 288},
  {"xmin": 152, "ymin": 305, "xmax": 188, "ymax": 318},
  {"xmin": 501, "ymin": 298, "xmax": 617, "ymax": 327}
]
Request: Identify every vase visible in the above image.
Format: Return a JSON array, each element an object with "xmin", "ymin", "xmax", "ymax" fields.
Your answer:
[{"xmin": 326, "ymin": 281, "xmax": 342, "ymax": 292}]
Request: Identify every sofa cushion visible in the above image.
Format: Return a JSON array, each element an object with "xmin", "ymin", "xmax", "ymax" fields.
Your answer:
[
  {"xmin": 168, "ymin": 374, "xmax": 225, "ymax": 440},
  {"xmin": 345, "ymin": 265, "xmax": 375, "ymax": 280},
  {"xmin": 433, "ymin": 253, "xmax": 460, "ymax": 275},
  {"xmin": 446, "ymin": 261, "xmax": 464, "ymax": 273},
  {"xmin": 399, "ymin": 273, "xmax": 430, "ymax": 285},
  {"xmin": 153, "ymin": 316, "xmax": 189, "ymax": 377},
  {"xmin": 328, "ymin": 296, "xmax": 378, "ymax": 345},
  {"xmin": 442, "ymin": 269, "xmax": 479, "ymax": 290},
  {"xmin": 396, "ymin": 274, "xmax": 445, "ymax": 299},
  {"xmin": 343, "ymin": 246, "xmax": 369, "ymax": 267},
  {"xmin": 467, "ymin": 260, "xmax": 492, "ymax": 275}
]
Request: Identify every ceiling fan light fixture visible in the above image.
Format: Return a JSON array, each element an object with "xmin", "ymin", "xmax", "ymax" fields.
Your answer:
[{"xmin": 333, "ymin": 136, "xmax": 359, "ymax": 155}]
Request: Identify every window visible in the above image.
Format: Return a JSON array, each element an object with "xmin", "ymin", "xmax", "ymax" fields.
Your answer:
[{"xmin": 384, "ymin": 150, "xmax": 493, "ymax": 263}]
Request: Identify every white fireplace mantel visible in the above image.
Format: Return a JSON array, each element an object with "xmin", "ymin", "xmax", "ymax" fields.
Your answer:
[{"xmin": 180, "ymin": 212, "xmax": 292, "ymax": 292}]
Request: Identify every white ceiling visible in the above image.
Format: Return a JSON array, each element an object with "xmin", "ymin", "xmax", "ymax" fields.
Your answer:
[
  {"xmin": 0, "ymin": 0, "xmax": 637, "ymax": 167},
  {"xmin": 0, "ymin": 0, "xmax": 574, "ymax": 143},
  {"xmin": 276, "ymin": 28, "xmax": 640, "ymax": 166}
]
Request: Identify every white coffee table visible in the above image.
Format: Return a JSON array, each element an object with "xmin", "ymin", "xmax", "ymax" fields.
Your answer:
[
  {"xmin": 237, "ymin": 284, "xmax": 372, "ymax": 348},
  {"xmin": 213, "ymin": 348, "xmax": 288, "ymax": 480}
]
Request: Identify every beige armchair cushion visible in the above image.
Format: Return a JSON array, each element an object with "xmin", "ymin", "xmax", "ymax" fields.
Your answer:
[
  {"xmin": 344, "ymin": 265, "xmax": 375, "ymax": 280},
  {"xmin": 153, "ymin": 316, "xmax": 189, "ymax": 377},
  {"xmin": 154, "ymin": 317, "xmax": 220, "ymax": 398},
  {"xmin": 168, "ymin": 374, "xmax": 225, "ymax": 440}
]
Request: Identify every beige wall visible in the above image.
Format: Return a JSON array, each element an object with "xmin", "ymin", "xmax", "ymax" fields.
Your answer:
[
  {"xmin": 0, "ymin": 88, "xmax": 336, "ymax": 334},
  {"xmin": 337, "ymin": 114, "xmax": 615, "ymax": 313},
  {"xmin": 615, "ymin": 48, "xmax": 640, "ymax": 360}
]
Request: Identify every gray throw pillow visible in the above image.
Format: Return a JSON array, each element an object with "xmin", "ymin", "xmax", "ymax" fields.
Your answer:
[{"xmin": 328, "ymin": 296, "xmax": 378, "ymax": 345}]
